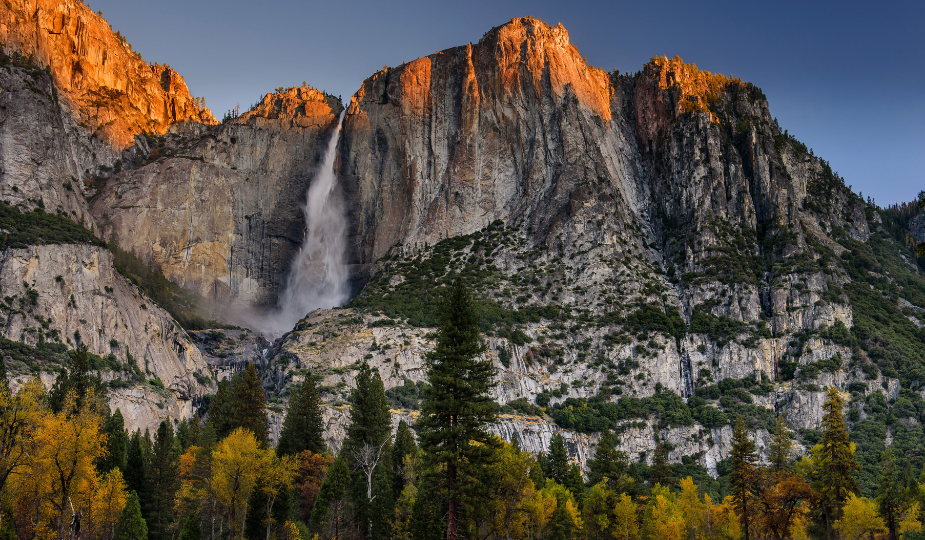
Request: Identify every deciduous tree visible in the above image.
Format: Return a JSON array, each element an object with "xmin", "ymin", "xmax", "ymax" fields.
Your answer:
[
  {"xmin": 210, "ymin": 428, "xmax": 271, "ymax": 539},
  {"xmin": 834, "ymin": 493, "xmax": 886, "ymax": 540}
]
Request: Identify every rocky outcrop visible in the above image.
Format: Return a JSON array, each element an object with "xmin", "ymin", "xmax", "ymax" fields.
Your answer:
[
  {"xmin": 0, "ymin": 244, "xmax": 211, "ymax": 392},
  {"xmin": 0, "ymin": 60, "xmax": 113, "ymax": 220},
  {"xmin": 0, "ymin": 0, "xmax": 215, "ymax": 149},
  {"xmin": 90, "ymin": 88, "xmax": 343, "ymax": 306},
  {"xmin": 0, "ymin": 243, "xmax": 212, "ymax": 434},
  {"xmin": 340, "ymin": 17, "xmax": 629, "ymax": 273}
]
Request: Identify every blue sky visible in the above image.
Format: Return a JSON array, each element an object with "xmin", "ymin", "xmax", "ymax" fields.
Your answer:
[{"xmin": 90, "ymin": 0, "xmax": 923, "ymax": 206}]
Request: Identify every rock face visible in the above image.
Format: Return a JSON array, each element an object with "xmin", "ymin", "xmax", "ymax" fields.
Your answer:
[
  {"xmin": 90, "ymin": 87, "xmax": 343, "ymax": 306},
  {"xmin": 0, "ymin": 59, "xmax": 112, "ymax": 220},
  {"xmin": 340, "ymin": 17, "xmax": 626, "ymax": 272},
  {"xmin": 0, "ymin": 244, "xmax": 212, "ymax": 433},
  {"xmin": 0, "ymin": 0, "xmax": 215, "ymax": 149}
]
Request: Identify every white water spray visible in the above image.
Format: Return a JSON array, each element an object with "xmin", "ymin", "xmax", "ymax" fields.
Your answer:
[{"xmin": 261, "ymin": 110, "xmax": 349, "ymax": 335}]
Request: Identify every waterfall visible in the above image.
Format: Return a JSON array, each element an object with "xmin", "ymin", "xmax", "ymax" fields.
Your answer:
[{"xmin": 262, "ymin": 110, "xmax": 349, "ymax": 335}]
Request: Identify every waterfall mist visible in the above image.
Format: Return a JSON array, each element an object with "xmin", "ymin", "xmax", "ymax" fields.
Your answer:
[{"xmin": 258, "ymin": 110, "xmax": 349, "ymax": 336}]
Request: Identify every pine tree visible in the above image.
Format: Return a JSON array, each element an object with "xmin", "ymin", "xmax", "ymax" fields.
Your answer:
[
  {"xmin": 730, "ymin": 416, "xmax": 758, "ymax": 540},
  {"xmin": 392, "ymin": 420, "xmax": 417, "ymax": 496},
  {"xmin": 587, "ymin": 429, "xmax": 629, "ymax": 490},
  {"xmin": 650, "ymin": 442, "xmax": 675, "ymax": 489},
  {"xmin": 815, "ymin": 386, "xmax": 860, "ymax": 539},
  {"xmin": 177, "ymin": 513, "xmax": 202, "ymax": 540},
  {"xmin": 343, "ymin": 361, "xmax": 393, "ymax": 539},
  {"xmin": 344, "ymin": 361, "xmax": 392, "ymax": 453},
  {"xmin": 116, "ymin": 491, "xmax": 148, "ymax": 540},
  {"xmin": 311, "ymin": 456, "xmax": 350, "ymax": 538},
  {"xmin": 124, "ymin": 431, "xmax": 150, "ymax": 513},
  {"xmin": 277, "ymin": 377, "xmax": 325, "ymax": 457},
  {"xmin": 47, "ymin": 344, "xmax": 100, "ymax": 414},
  {"xmin": 530, "ymin": 455, "xmax": 547, "ymax": 490},
  {"xmin": 233, "ymin": 363, "xmax": 269, "ymax": 445},
  {"xmin": 147, "ymin": 421, "xmax": 180, "ymax": 540},
  {"xmin": 210, "ymin": 379, "xmax": 233, "ymax": 439},
  {"xmin": 409, "ymin": 474, "xmax": 446, "ymax": 540},
  {"xmin": 176, "ymin": 418, "xmax": 191, "ymax": 450},
  {"xmin": 878, "ymin": 449, "xmax": 901, "ymax": 540},
  {"xmin": 100, "ymin": 408, "xmax": 128, "ymax": 473},
  {"xmin": 415, "ymin": 280, "xmax": 499, "ymax": 540},
  {"xmin": 245, "ymin": 484, "xmax": 270, "ymax": 540},
  {"xmin": 546, "ymin": 433, "xmax": 570, "ymax": 485},
  {"xmin": 768, "ymin": 414, "xmax": 793, "ymax": 473},
  {"xmin": 565, "ymin": 464, "xmax": 585, "ymax": 508},
  {"xmin": 211, "ymin": 366, "xmax": 269, "ymax": 444}
]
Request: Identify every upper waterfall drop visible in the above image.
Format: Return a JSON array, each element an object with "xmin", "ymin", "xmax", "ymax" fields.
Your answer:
[{"xmin": 264, "ymin": 109, "xmax": 349, "ymax": 335}]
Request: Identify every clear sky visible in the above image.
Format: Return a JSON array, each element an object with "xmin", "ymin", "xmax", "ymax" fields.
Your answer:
[{"xmin": 88, "ymin": 0, "xmax": 923, "ymax": 206}]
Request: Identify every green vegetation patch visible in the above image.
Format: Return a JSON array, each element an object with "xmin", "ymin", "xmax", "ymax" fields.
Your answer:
[
  {"xmin": 550, "ymin": 388, "xmax": 693, "ymax": 433},
  {"xmin": 350, "ymin": 221, "xmax": 569, "ymax": 335},
  {"xmin": 0, "ymin": 201, "xmax": 103, "ymax": 249},
  {"xmin": 838, "ymin": 231, "xmax": 925, "ymax": 386}
]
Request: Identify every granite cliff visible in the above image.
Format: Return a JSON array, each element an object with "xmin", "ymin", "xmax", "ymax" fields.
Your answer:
[
  {"xmin": 90, "ymin": 87, "xmax": 344, "ymax": 306},
  {"xmin": 0, "ymin": 0, "xmax": 215, "ymax": 149},
  {"xmin": 0, "ymin": 0, "xmax": 219, "ymax": 433}
]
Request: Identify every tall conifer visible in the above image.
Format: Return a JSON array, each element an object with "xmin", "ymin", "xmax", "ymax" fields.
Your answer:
[
  {"xmin": 392, "ymin": 420, "xmax": 417, "ymax": 496},
  {"xmin": 650, "ymin": 442, "xmax": 675, "ymax": 489},
  {"xmin": 546, "ymin": 434, "xmax": 570, "ymax": 485},
  {"xmin": 277, "ymin": 377, "xmax": 325, "ymax": 457},
  {"xmin": 233, "ymin": 363, "xmax": 269, "ymax": 445},
  {"xmin": 730, "ymin": 416, "xmax": 758, "ymax": 540},
  {"xmin": 815, "ymin": 386, "xmax": 860, "ymax": 539},
  {"xmin": 878, "ymin": 449, "xmax": 901, "ymax": 540},
  {"xmin": 768, "ymin": 414, "xmax": 793, "ymax": 473},
  {"xmin": 147, "ymin": 420, "xmax": 180, "ymax": 540},
  {"xmin": 124, "ymin": 431, "xmax": 150, "ymax": 512},
  {"xmin": 100, "ymin": 409, "xmax": 128, "ymax": 472},
  {"xmin": 587, "ymin": 429, "xmax": 629, "ymax": 489},
  {"xmin": 416, "ymin": 281, "xmax": 499, "ymax": 540},
  {"xmin": 116, "ymin": 491, "xmax": 148, "ymax": 540},
  {"xmin": 343, "ymin": 361, "xmax": 393, "ymax": 539}
]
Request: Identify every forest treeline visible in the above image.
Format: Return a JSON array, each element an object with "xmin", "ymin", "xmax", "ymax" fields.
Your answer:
[{"xmin": 1, "ymin": 283, "xmax": 924, "ymax": 540}]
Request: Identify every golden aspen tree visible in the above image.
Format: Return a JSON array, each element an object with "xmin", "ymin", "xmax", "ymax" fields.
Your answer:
[
  {"xmin": 643, "ymin": 484, "xmax": 684, "ymax": 540},
  {"xmin": 0, "ymin": 378, "xmax": 43, "ymax": 497},
  {"xmin": 521, "ymin": 485, "xmax": 556, "ymax": 539},
  {"xmin": 677, "ymin": 477, "xmax": 708, "ymax": 540},
  {"xmin": 583, "ymin": 482, "xmax": 616, "ymax": 539},
  {"xmin": 899, "ymin": 502, "xmax": 922, "ymax": 537},
  {"xmin": 85, "ymin": 468, "xmax": 129, "ymax": 540},
  {"xmin": 706, "ymin": 496, "xmax": 741, "ymax": 540},
  {"xmin": 834, "ymin": 493, "xmax": 886, "ymax": 540},
  {"xmin": 484, "ymin": 442, "xmax": 537, "ymax": 540},
  {"xmin": 612, "ymin": 493, "xmax": 640, "ymax": 540},
  {"xmin": 543, "ymin": 481, "xmax": 582, "ymax": 539},
  {"xmin": 258, "ymin": 454, "xmax": 296, "ymax": 540},
  {"xmin": 30, "ymin": 390, "xmax": 106, "ymax": 539},
  {"xmin": 209, "ymin": 428, "xmax": 271, "ymax": 539}
]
